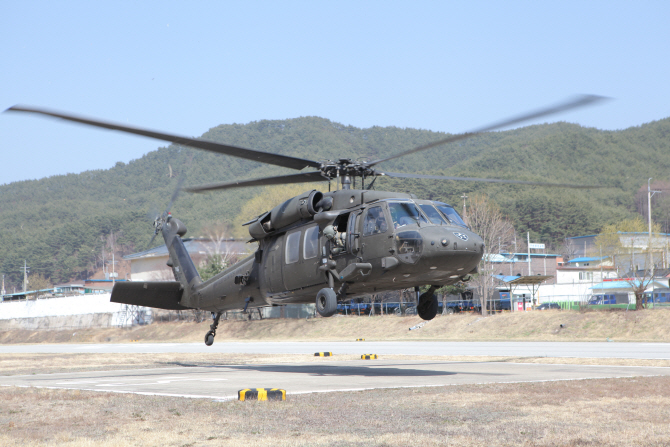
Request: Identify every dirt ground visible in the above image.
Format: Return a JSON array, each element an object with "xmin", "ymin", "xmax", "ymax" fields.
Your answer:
[
  {"xmin": 2, "ymin": 308, "xmax": 670, "ymax": 345},
  {"xmin": 2, "ymin": 375, "xmax": 670, "ymax": 446}
]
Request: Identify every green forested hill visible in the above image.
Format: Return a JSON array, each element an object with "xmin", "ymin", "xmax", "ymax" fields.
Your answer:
[{"xmin": 1, "ymin": 116, "xmax": 669, "ymax": 289}]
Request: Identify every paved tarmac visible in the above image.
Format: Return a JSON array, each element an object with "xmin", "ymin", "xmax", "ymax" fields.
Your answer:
[
  {"xmin": 2, "ymin": 341, "xmax": 670, "ymax": 359},
  {"xmin": 4, "ymin": 342, "xmax": 670, "ymax": 400},
  {"xmin": 2, "ymin": 360, "xmax": 669, "ymax": 401}
]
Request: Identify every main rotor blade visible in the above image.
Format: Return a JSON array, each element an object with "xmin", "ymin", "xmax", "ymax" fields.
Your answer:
[
  {"xmin": 378, "ymin": 171, "xmax": 606, "ymax": 189},
  {"xmin": 367, "ymin": 95, "xmax": 609, "ymax": 167},
  {"xmin": 6, "ymin": 105, "xmax": 321, "ymax": 171},
  {"xmin": 184, "ymin": 171, "xmax": 327, "ymax": 193}
]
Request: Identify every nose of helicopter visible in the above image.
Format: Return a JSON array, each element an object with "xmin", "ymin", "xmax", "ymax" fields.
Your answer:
[{"xmin": 412, "ymin": 225, "xmax": 484, "ymax": 272}]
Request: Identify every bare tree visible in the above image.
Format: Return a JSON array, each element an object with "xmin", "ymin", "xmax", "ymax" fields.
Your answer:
[
  {"xmin": 467, "ymin": 195, "xmax": 516, "ymax": 315},
  {"xmin": 198, "ymin": 222, "xmax": 246, "ymax": 281},
  {"xmin": 559, "ymin": 237, "xmax": 580, "ymax": 261}
]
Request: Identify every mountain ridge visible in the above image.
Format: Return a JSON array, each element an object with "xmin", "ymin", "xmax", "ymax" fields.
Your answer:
[{"xmin": 1, "ymin": 115, "xmax": 669, "ymax": 289}]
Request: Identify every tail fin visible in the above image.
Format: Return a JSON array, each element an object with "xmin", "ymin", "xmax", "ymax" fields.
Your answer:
[
  {"xmin": 161, "ymin": 215, "xmax": 202, "ymax": 307},
  {"xmin": 110, "ymin": 214, "xmax": 201, "ymax": 310}
]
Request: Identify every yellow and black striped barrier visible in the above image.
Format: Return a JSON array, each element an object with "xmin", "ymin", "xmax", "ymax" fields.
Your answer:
[
  {"xmin": 356, "ymin": 338, "xmax": 365, "ymax": 341},
  {"xmin": 238, "ymin": 388, "xmax": 286, "ymax": 401},
  {"xmin": 361, "ymin": 354, "xmax": 378, "ymax": 360},
  {"xmin": 314, "ymin": 352, "xmax": 333, "ymax": 357}
]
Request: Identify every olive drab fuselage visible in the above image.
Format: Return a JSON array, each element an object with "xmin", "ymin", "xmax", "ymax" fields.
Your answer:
[{"xmin": 190, "ymin": 189, "xmax": 484, "ymax": 314}]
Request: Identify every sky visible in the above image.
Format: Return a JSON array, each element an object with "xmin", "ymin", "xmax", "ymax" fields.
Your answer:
[{"xmin": 1, "ymin": 1, "xmax": 669, "ymax": 185}]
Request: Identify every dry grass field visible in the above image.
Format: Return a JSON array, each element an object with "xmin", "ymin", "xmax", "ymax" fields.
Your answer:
[
  {"xmin": 2, "ymin": 310, "xmax": 670, "ymax": 446},
  {"xmin": 2, "ymin": 308, "xmax": 670, "ymax": 345},
  {"xmin": 2, "ymin": 375, "xmax": 670, "ymax": 446}
]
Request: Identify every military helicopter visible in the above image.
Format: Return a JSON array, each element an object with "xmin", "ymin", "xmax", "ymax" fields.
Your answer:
[{"xmin": 7, "ymin": 95, "xmax": 604, "ymax": 345}]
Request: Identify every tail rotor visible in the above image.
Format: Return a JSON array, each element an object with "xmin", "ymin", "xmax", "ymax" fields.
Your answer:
[{"xmin": 149, "ymin": 175, "xmax": 186, "ymax": 246}]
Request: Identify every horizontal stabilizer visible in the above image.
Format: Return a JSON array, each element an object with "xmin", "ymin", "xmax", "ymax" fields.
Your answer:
[{"xmin": 111, "ymin": 281, "xmax": 189, "ymax": 310}]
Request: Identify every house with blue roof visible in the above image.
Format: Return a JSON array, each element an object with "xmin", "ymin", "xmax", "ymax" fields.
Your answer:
[
  {"xmin": 589, "ymin": 279, "xmax": 670, "ymax": 306},
  {"xmin": 556, "ymin": 256, "xmax": 617, "ymax": 285}
]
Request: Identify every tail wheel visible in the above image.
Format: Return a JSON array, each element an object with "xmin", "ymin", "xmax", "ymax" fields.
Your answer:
[{"xmin": 316, "ymin": 288, "xmax": 337, "ymax": 317}]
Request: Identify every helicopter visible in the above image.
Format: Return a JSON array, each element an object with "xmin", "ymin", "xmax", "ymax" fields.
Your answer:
[{"xmin": 6, "ymin": 95, "xmax": 605, "ymax": 345}]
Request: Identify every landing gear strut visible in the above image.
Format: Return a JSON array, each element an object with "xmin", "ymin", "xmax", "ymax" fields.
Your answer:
[
  {"xmin": 205, "ymin": 312, "xmax": 222, "ymax": 346},
  {"xmin": 417, "ymin": 286, "xmax": 439, "ymax": 321}
]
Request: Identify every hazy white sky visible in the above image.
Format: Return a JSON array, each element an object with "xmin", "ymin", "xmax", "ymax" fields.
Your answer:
[{"xmin": 2, "ymin": 1, "xmax": 668, "ymax": 185}]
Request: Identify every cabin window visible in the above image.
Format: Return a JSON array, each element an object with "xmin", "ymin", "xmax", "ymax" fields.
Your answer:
[
  {"xmin": 388, "ymin": 202, "xmax": 428, "ymax": 228},
  {"xmin": 303, "ymin": 226, "xmax": 319, "ymax": 259},
  {"xmin": 285, "ymin": 231, "xmax": 301, "ymax": 264},
  {"xmin": 363, "ymin": 206, "xmax": 388, "ymax": 236}
]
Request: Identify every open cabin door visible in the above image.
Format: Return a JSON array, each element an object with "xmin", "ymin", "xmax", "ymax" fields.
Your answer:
[
  {"xmin": 347, "ymin": 209, "xmax": 363, "ymax": 256},
  {"xmin": 359, "ymin": 204, "xmax": 392, "ymax": 261}
]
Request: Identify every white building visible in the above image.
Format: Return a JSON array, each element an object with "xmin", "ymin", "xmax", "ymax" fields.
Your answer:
[{"xmin": 555, "ymin": 256, "xmax": 617, "ymax": 285}]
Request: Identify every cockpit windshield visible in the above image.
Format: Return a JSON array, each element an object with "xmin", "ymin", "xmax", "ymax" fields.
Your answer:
[
  {"xmin": 433, "ymin": 202, "xmax": 467, "ymax": 227},
  {"xmin": 418, "ymin": 204, "xmax": 449, "ymax": 225},
  {"xmin": 388, "ymin": 201, "xmax": 428, "ymax": 229}
]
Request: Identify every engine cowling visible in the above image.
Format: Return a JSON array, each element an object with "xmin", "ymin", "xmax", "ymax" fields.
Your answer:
[{"xmin": 248, "ymin": 190, "xmax": 324, "ymax": 239}]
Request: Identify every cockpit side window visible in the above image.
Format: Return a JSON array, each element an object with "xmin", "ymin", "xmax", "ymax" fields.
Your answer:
[
  {"xmin": 388, "ymin": 202, "xmax": 428, "ymax": 229},
  {"xmin": 363, "ymin": 206, "xmax": 388, "ymax": 236},
  {"xmin": 419, "ymin": 204, "xmax": 448, "ymax": 225},
  {"xmin": 434, "ymin": 202, "xmax": 467, "ymax": 227}
]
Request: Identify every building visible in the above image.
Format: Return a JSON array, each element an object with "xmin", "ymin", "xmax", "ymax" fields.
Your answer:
[
  {"xmin": 589, "ymin": 279, "xmax": 670, "ymax": 306},
  {"xmin": 124, "ymin": 238, "xmax": 250, "ymax": 281},
  {"xmin": 490, "ymin": 252, "xmax": 563, "ymax": 285},
  {"xmin": 566, "ymin": 233, "xmax": 670, "ymax": 273},
  {"xmin": 555, "ymin": 256, "xmax": 617, "ymax": 285}
]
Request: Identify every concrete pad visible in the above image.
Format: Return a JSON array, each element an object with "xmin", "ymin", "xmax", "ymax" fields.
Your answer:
[{"xmin": 2, "ymin": 360, "xmax": 669, "ymax": 401}]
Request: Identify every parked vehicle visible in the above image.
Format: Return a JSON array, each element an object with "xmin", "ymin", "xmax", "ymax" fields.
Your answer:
[
  {"xmin": 588, "ymin": 293, "xmax": 629, "ymax": 305},
  {"xmin": 537, "ymin": 302, "xmax": 561, "ymax": 310}
]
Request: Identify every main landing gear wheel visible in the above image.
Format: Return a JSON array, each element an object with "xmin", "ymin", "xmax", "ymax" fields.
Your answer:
[
  {"xmin": 316, "ymin": 288, "xmax": 337, "ymax": 317},
  {"xmin": 417, "ymin": 286, "xmax": 439, "ymax": 321},
  {"xmin": 205, "ymin": 332, "xmax": 215, "ymax": 346}
]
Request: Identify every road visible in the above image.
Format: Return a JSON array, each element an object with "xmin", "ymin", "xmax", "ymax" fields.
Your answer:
[{"xmin": 2, "ymin": 341, "xmax": 670, "ymax": 359}]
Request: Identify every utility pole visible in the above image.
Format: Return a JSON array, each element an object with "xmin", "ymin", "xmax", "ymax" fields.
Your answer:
[
  {"xmin": 527, "ymin": 232, "xmax": 532, "ymax": 276},
  {"xmin": 648, "ymin": 178, "xmax": 661, "ymax": 275},
  {"xmin": 1, "ymin": 274, "xmax": 5, "ymax": 297},
  {"xmin": 23, "ymin": 260, "xmax": 29, "ymax": 292},
  {"xmin": 110, "ymin": 231, "xmax": 117, "ymax": 286}
]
